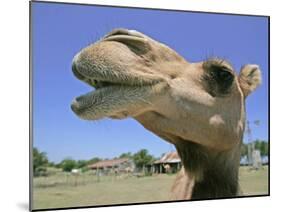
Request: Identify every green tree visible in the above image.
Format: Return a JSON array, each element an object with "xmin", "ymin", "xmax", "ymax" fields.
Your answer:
[
  {"xmin": 133, "ymin": 149, "xmax": 154, "ymax": 170},
  {"xmin": 33, "ymin": 147, "xmax": 49, "ymax": 177},
  {"xmin": 261, "ymin": 142, "xmax": 268, "ymax": 156},
  {"xmin": 119, "ymin": 152, "xmax": 133, "ymax": 159},
  {"xmin": 254, "ymin": 139, "xmax": 268, "ymax": 156},
  {"xmin": 254, "ymin": 140, "xmax": 261, "ymax": 151},
  {"xmin": 48, "ymin": 161, "xmax": 55, "ymax": 167},
  {"xmin": 76, "ymin": 160, "xmax": 87, "ymax": 169},
  {"xmin": 87, "ymin": 157, "xmax": 101, "ymax": 165},
  {"xmin": 60, "ymin": 158, "xmax": 77, "ymax": 172},
  {"xmin": 55, "ymin": 162, "xmax": 62, "ymax": 169},
  {"xmin": 254, "ymin": 140, "xmax": 268, "ymax": 156}
]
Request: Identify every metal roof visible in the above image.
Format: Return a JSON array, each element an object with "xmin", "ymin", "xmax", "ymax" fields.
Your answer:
[
  {"xmin": 88, "ymin": 158, "xmax": 130, "ymax": 169},
  {"xmin": 154, "ymin": 151, "xmax": 181, "ymax": 164}
]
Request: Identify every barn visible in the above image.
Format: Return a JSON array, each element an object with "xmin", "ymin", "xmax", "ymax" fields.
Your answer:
[
  {"xmin": 88, "ymin": 158, "xmax": 135, "ymax": 175},
  {"xmin": 153, "ymin": 151, "xmax": 182, "ymax": 174}
]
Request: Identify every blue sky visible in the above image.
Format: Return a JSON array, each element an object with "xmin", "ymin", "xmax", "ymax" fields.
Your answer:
[{"xmin": 32, "ymin": 2, "xmax": 269, "ymax": 163}]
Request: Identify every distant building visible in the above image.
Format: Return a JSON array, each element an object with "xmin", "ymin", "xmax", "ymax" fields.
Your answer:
[
  {"xmin": 88, "ymin": 158, "xmax": 135, "ymax": 175},
  {"xmin": 152, "ymin": 151, "xmax": 182, "ymax": 173},
  {"xmin": 240, "ymin": 155, "xmax": 268, "ymax": 166}
]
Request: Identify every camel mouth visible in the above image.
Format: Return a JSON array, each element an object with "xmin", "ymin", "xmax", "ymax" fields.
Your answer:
[
  {"xmin": 71, "ymin": 58, "xmax": 155, "ymax": 92},
  {"xmin": 71, "ymin": 59, "xmax": 157, "ymax": 120},
  {"xmin": 71, "ymin": 63, "xmax": 131, "ymax": 117},
  {"xmin": 72, "ymin": 64, "xmax": 123, "ymax": 89},
  {"xmin": 70, "ymin": 28, "xmax": 165, "ymax": 120}
]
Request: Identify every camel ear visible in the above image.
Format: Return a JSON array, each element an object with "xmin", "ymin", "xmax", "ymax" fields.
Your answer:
[{"xmin": 238, "ymin": 64, "xmax": 262, "ymax": 97}]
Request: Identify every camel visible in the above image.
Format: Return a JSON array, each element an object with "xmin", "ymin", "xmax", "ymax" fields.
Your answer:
[
  {"xmin": 163, "ymin": 164, "xmax": 171, "ymax": 173},
  {"xmin": 71, "ymin": 28, "xmax": 262, "ymax": 200}
]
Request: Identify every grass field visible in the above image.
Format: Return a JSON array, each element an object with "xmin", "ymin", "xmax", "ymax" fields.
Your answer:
[{"xmin": 33, "ymin": 166, "xmax": 268, "ymax": 210}]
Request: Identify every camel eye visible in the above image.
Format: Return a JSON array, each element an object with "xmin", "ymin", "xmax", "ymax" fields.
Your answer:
[
  {"xmin": 209, "ymin": 65, "xmax": 233, "ymax": 83},
  {"xmin": 215, "ymin": 68, "xmax": 233, "ymax": 82},
  {"xmin": 203, "ymin": 65, "xmax": 234, "ymax": 97}
]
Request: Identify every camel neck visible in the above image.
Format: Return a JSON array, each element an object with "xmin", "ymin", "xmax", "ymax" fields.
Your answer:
[{"xmin": 174, "ymin": 141, "xmax": 240, "ymax": 199}]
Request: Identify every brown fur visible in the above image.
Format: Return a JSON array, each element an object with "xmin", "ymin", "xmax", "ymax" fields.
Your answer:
[
  {"xmin": 71, "ymin": 28, "xmax": 262, "ymax": 200},
  {"xmin": 175, "ymin": 141, "xmax": 240, "ymax": 199}
]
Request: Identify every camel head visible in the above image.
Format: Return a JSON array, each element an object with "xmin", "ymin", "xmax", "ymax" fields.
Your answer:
[{"xmin": 71, "ymin": 28, "xmax": 262, "ymax": 152}]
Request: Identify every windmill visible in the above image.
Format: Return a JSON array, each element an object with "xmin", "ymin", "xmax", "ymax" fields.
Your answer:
[{"xmin": 246, "ymin": 120, "xmax": 260, "ymax": 167}]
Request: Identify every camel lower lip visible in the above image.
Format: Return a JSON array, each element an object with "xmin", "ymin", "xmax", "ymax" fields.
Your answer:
[
  {"xmin": 71, "ymin": 85, "xmax": 144, "ymax": 120},
  {"xmin": 71, "ymin": 86, "xmax": 116, "ymax": 112},
  {"xmin": 71, "ymin": 83, "xmax": 153, "ymax": 120}
]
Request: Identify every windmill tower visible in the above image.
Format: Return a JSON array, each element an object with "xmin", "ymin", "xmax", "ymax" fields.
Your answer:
[
  {"xmin": 246, "ymin": 120, "xmax": 261, "ymax": 169},
  {"xmin": 246, "ymin": 121, "xmax": 254, "ymax": 165}
]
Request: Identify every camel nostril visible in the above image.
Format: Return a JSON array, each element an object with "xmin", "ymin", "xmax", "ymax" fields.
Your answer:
[{"xmin": 104, "ymin": 28, "xmax": 130, "ymax": 38}]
